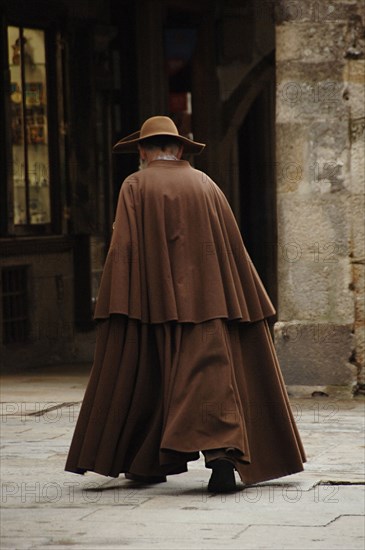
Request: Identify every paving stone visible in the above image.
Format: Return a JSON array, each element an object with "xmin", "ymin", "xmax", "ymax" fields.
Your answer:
[{"xmin": 1, "ymin": 368, "xmax": 364, "ymax": 550}]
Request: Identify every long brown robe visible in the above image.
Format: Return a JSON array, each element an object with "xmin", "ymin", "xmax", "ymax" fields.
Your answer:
[{"xmin": 65, "ymin": 160, "xmax": 306, "ymax": 484}]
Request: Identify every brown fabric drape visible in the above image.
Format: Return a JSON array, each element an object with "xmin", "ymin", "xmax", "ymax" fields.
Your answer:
[
  {"xmin": 94, "ymin": 160, "xmax": 275, "ymax": 324},
  {"xmin": 65, "ymin": 160, "xmax": 305, "ymax": 485},
  {"xmin": 65, "ymin": 316, "xmax": 305, "ymax": 485}
]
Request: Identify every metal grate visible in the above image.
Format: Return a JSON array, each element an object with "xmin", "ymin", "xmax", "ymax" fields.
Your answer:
[{"xmin": 2, "ymin": 266, "xmax": 29, "ymax": 344}]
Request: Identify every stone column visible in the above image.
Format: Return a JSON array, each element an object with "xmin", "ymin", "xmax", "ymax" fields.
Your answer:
[{"xmin": 274, "ymin": 0, "xmax": 365, "ymax": 395}]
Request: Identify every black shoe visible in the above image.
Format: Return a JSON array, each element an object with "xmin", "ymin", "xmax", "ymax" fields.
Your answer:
[
  {"xmin": 124, "ymin": 472, "xmax": 167, "ymax": 484},
  {"xmin": 207, "ymin": 459, "xmax": 237, "ymax": 493}
]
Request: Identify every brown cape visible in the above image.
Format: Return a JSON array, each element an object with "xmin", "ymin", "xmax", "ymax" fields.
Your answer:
[
  {"xmin": 94, "ymin": 160, "xmax": 275, "ymax": 324},
  {"xmin": 65, "ymin": 160, "xmax": 306, "ymax": 485}
]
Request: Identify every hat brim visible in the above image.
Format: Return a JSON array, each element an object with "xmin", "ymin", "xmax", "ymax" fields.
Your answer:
[{"xmin": 113, "ymin": 130, "xmax": 205, "ymax": 155}]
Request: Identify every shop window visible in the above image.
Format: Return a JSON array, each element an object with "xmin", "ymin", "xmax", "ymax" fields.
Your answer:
[
  {"xmin": 8, "ymin": 26, "xmax": 51, "ymax": 227},
  {"xmin": 1, "ymin": 266, "xmax": 29, "ymax": 345}
]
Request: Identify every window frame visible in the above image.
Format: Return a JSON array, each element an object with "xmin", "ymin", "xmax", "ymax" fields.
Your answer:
[{"xmin": 1, "ymin": 18, "xmax": 62, "ymax": 237}]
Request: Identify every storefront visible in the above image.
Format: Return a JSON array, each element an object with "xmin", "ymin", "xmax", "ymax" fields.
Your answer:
[{"xmin": 0, "ymin": 0, "xmax": 127, "ymax": 367}]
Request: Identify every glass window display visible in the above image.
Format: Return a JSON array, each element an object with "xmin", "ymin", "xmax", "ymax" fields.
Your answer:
[{"xmin": 8, "ymin": 26, "xmax": 51, "ymax": 226}]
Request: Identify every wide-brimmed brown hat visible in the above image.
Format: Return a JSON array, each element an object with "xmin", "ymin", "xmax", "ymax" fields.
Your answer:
[{"xmin": 113, "ymin": 116, "xmax": 206, "ymax": 155}]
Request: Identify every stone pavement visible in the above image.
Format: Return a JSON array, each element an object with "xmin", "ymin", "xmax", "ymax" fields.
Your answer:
[{"xmin": 0, "ymin": 364, "xmax": 364, "ymax": 550}]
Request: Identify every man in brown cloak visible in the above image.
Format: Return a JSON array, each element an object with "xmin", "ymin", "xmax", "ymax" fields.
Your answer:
[{"xmin": 65, "ymin": 116, "xmax": 306, "ymax": 493}]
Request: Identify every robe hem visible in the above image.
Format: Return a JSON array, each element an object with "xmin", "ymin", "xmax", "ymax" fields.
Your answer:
[{"xmin": 94, "ymin": 311, "xmax": 275, "ymax": 324}]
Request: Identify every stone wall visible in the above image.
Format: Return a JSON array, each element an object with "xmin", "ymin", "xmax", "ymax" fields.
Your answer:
[{"xmin": 274, "ymin": 0, "xmax": 365, "ymax": 395}]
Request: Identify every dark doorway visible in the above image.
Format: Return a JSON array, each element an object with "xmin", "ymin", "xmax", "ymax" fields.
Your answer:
[{"xmin": 238, "ymin": 82, "xmax": 277, "ymax": 318}]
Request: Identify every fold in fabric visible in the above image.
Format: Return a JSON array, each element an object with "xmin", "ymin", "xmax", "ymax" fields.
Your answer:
[
  {"xmin": 65, "ymin": 316, "xmax": 306, "ymax": 485},
  {"xmin": 94, "ymin": 160, "xmax": 276, "ymax": 324}
]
